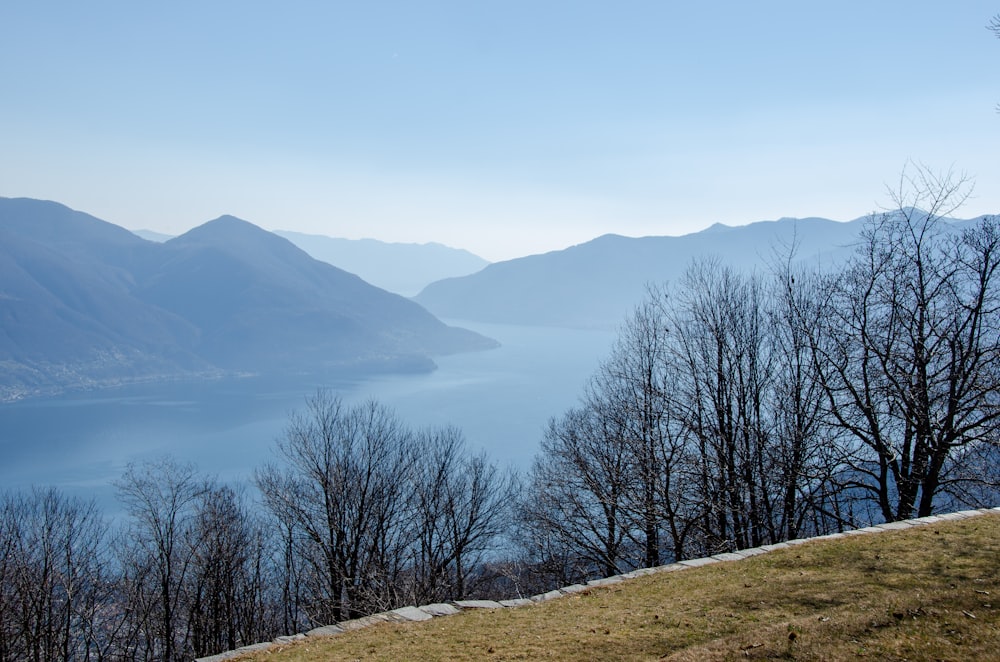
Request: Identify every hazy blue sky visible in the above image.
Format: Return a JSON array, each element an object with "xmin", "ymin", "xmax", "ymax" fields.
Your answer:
[{"xmin": 1, "ymin": 2, "xmax": 997, "ymax": 260}]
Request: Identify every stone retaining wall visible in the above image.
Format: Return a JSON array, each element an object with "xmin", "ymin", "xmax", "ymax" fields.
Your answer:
[{"xmin": 197, "ymin": 506, "xmax": 1000, "ymax": 662}]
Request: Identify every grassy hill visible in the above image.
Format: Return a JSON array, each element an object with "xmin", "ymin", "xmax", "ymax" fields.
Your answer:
[{"xmin": 237, "ymin": 511, "xmax": 999, "ymax": 661}]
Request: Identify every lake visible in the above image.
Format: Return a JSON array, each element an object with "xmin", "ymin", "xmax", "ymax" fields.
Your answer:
[{"xmin": 0, "ymin": 321, "xmax": 616, "ymax": 513}]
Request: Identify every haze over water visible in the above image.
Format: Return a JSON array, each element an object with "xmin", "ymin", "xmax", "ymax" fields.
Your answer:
[{"xmin": 0, "ymin": 321, "xmax": 615, "ymax": 514}]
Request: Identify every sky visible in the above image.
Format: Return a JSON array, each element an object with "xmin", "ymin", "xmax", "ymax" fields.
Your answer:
[{"xmin": 1, "ymin": 2, "xmax": 998, "ymax": 261}]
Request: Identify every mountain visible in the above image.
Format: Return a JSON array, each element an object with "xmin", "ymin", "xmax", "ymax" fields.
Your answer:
[
  {"xmin": 0, "ymin": 198, "xmax": 496, "ymax": 400},
  {"xmin": 0, "ymin": 198, "xmax": 210, "ymax": 398},
  {"xmin": 414, "ymin": 216, "xmax": 867, "ymax": 328},
  {"xmin": 132, "ymin": 229, "xmax": 173, "ymax": 242},
  {"xmin": 274, "ymin": 231, "xmax": 489, "ymax": 297},
  {"xmin": 141, "ymin": 216, "xmax": 495, "ymax": 370},
  {"xmin": 415, "ymin": 213, "xmax": 996, "ymax": 329}
]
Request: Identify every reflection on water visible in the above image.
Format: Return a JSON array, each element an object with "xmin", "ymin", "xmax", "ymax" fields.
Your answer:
[{"xmin": 0, "ymin": 322, "xmax": 615, "ymax": 512}]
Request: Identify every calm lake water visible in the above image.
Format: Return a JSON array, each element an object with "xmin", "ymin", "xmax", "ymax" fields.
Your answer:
[{"xmin": 0, "ymin": 321, "xmax": 615, "ymax": 513}]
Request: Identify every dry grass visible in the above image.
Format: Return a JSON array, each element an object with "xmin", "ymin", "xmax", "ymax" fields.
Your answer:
[{"xmin": 243, "ymin": 513, "xmax": 999, "ymax": 661}]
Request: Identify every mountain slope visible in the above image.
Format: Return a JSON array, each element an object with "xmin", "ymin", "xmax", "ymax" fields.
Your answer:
[
  {"xmin": 138, "ymin": 216, "xmax": 495, "ymax": 370},
  {"xmin": 416, "ymin": 212, "xmax": 995, "ymax": 329},
  {"xmin": 0, "ymin": 199, "xmax": 208, "ymax": 396},
  {"xmin": 274, "ymin": 231, "xmax": 489, "ymax": 296},
  {"xmin": 0, "ymin": 198, "xmax": 496, "ymax": 399},
  {"xmin": 414, "ymin": 216, "xmax": 868, "ymax": 328}
]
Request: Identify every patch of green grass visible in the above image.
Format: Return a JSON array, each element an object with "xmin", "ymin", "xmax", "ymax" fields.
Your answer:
[{"xmin": 244, "ymin": 513, "xmax": 1000, "ymax": 661}]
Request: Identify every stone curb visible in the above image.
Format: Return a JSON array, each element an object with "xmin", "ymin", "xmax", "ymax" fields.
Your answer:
[
  {"xmin": 391, "ymin": 606, "xmax": 434, "ymax": 622},
  {"xmin": 417, "ymin": 602, "xmax": 461, "ymax": 617},
  {"xmin": 530, "ymin": 588, "xmax": 564, "ymax": 603},
  {"xmin": 195, "ymin": 506, "xmax": 1000, "ymax": 661},
  {"xmin": 453, "ymin": 599, "xmax": 505, "ymax": 609}
]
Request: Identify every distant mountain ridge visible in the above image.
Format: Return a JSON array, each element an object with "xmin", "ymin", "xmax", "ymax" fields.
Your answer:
[
  {"xmin": 0, "ymin": 198, "xmax": 496, "ymax": 401},
  {"xmin": 133, "ymin": 229, "xmax": 173, "ymax": 242},
  {"xmin": 414, "ymin": 213, "xmax": 994, "ymax": 328},
  {"xmin": 274, "ymin": 231, "xmax": 489, "ymax": 297},
  {"xmin": 131, "ymin": 229, "xmax": 489, "ymax": 297}
]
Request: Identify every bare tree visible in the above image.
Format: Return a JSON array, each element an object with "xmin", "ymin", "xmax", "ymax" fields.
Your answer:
[
  {"xmin": 664, "ymin": 262, "xmax": 784, "ymax": 552},
  {"xmin": 0, "ymin": 474, "xmax": 282, "ymax": 662},
  {"xmin": 518, "ymin": 167, "xmax": 999, "ymax": 594},
  {"xmin": 116, "ymin": 458, "xmax": 207, "ymax": 662},
  {"xmin": 257, "ymin": 391, "xmax": 517, "ymax": 621},
  {"xmin": 770, "ymin": 261, "xmax": 853, "ymax": 538},
  {"xmin": 520, "ymin": 405, "xmax": 634, "ymax": 582},
  {"xmin": 255, "ymin": 391, "xmax": 412, "ymax": 624},
  {"xmin": 522, "ymin": 254, "xmax": 856, "ymax": 583},
  {"xmin": 990, "ymin": 14, "xmax": 1000, "ymax": 112},
  {"xmin": 407, "ymin": 426, "xmax": 516, "ymax": 604},
  {"xmin": 186, "ymin": 485, "xmax": 279, "ymax": 658},
  {"xmin": 0, "ymin": 488, "xmax": 110, "ymax": 662},
  {"xmin": 590, "ymin": 294, "xmax": 672, "ymax": 567},
  {"xmin": 811, "ymin": 165, "xmax": 1000, "ymax": 520}
]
